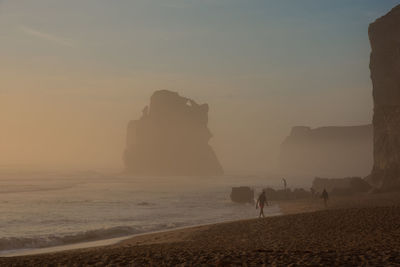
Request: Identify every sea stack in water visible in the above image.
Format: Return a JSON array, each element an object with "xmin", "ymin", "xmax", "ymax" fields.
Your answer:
[
  {"xmin": 369, "ymin": 5, "xmax": 400, "ymax": 190},
  {"xmin": 124, "ymin": 90, "xmax": 223, "ymax": 176}
]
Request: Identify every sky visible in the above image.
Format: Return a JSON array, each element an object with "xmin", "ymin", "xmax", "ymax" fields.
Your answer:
[{"xmin": 0, "ymin": 0, "xmax": 399, "ymax": 172}]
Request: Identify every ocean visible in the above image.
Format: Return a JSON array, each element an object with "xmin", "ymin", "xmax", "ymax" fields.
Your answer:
[{"xmin": 0, "ymin": 171, "xmax": 280, "ymax": 255}]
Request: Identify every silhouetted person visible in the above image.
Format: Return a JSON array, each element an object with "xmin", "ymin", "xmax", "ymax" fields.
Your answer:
[
  {"xmin": 282, "ymin": 178, "xmax": 287, "ymax": 191},
  {"xmin": 321, "ymin": 188, "xmax": 329, "ymax": 207},
  {"xmin": 256, "ymin": 190, "xmax": 268, "ymax": 218}
]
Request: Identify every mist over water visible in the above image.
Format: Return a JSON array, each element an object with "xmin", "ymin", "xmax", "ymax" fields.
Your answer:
[
  {"xmin": 2, "ymin": 1, "xmax": 395, "ymax": 175},
  {"xmin": 0, "ymin": 171, "xmax": 280, "ymax": 252},
  {"xmin": 1, "ymin": 2, "xmax": 399, "ymax": 263}
]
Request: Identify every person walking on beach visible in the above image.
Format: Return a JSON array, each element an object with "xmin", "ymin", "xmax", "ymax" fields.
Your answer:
[
  {"xmin": 256, "ymin": 190, "xmax": 268, "ymax": 218},
  {"xmin": 321, "ymin": 188, "xmax": 329, "ymax": 207}
]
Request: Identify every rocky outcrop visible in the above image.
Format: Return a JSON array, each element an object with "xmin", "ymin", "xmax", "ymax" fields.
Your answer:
[
  {"xmin": 230, "ymin": 187, "xmax": 254, "ymax": 204},
  {"xmin": 280, "ymin": 125, "xmax": 372, "ymax": 178},
  {"xmin": 124, "ymin": 90, "xmax": 223, "ymax": 176},
  {"xmin": 263, "ymin": 187, "xmax": 310, "ymax": 200},
  {"xmin": 369, "ymin": 5, "xmax": 400, "ymax": 190},
  {"xmin": 312, "ymin": 177, "xmax": 372, "ymax": 195}
]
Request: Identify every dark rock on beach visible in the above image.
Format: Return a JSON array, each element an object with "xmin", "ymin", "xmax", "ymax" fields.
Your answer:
[
  {"xmin": 263, "ymin": 187, "xmax": 311, "ymax": 201},
  {"xmin": 230, "ymin": 186, "xmax": 254, "ymax": 204},
  {"xmin": 312, "ymin": 177, "xmax": 372, "ymax": 195}
]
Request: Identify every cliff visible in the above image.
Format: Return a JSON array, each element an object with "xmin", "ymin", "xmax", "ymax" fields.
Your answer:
[
  {"xmin": 369, "ymin": 5, "xmax": 400, "ymax": 190},
  {"xmin": 280, "ymin": 125, "xmax": 373, "ymax": 178},
  {"xmin": 124, "ymin": 90, "xmax": 223, "ymax": 176}
]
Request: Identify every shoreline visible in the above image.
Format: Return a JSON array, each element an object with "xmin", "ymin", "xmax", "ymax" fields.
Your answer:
[
  {"xmin": 2, "ymin": 193, "xmax": 400, "ymax": 265},
  {"xmin": 1, "ymin": 205, "xmax": 283, "ymax": 257}
]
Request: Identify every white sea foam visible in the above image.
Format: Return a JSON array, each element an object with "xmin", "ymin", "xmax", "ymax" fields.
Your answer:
[
  {"xmin": 0, "ymin": 224, "xmax": 186, "ymax": 251},
  {"xmin": 0, "ymin": 172, "xmax": 280, "ymax": 253}
]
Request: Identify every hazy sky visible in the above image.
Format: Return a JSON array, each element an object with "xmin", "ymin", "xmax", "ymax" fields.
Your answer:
[{"xmin": 0, "ymin": 0, "xmax": 398, "ymax": 172}]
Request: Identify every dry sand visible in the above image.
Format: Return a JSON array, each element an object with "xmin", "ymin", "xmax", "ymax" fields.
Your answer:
[{"xmin": 1, "ymin": 193, "xmax": 400, "ymax": 266}]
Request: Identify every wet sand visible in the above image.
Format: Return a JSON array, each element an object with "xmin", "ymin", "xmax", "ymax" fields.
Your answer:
[{"xmin": 1, "ymin": 193, "xmax": 400, "ymax": 266}]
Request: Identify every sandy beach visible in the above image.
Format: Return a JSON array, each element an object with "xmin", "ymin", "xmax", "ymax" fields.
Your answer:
[{"xmin": 1, "ymin": 192, "xmax": 400, "ymax": 266}]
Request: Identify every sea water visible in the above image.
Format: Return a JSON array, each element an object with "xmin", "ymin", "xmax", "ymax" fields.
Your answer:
[{"xmin": 0, "ymin": 171, "xmax": 280, "ymax": 254}]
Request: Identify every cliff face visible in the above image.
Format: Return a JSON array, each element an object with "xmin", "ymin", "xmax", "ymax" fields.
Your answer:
[
  {"xmin": 280, "ymin": 125, "xmax": 373, "ymax": 178},
  {"xmin": 369, "ymin": 5, "xmax": 400, "ymax": 190},
  {"xmin": 124, "ymin": 90, "xmax": 223, "ymax": 176}
]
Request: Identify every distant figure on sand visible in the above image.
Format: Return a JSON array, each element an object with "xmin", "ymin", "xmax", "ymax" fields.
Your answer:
[
  {"xmin": 282, "ymin": 178, "xmax": 287, "ymax": 191},
  {"xmin": 310, "ymin": 187, "xmax": 315, "ymax": 198},
  {"xmin": 321, "ymin": 189, "xmax": 329, "ymax": 207},
  {"xmin": 256, "ymin": 190, "xmax": 268, "ymax": 218}
]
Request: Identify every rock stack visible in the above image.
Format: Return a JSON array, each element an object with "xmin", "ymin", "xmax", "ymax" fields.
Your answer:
[
  {"xmin": 280, "ymin": 125, "xmax": 372, "ymax": 178},
  {"xmin": 124, "ymin": 90, "xmax": 223, "ymax": 176}
]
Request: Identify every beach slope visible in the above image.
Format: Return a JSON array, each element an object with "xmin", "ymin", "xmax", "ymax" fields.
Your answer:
[{"xmin": 1, "ymin": 205, "xmax": 400, "ymax": 266}]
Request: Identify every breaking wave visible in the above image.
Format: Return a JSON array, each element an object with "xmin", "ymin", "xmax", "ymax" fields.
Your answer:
[{"xmin": 0, "ymin": 223, "xmax": 182, "ymax": 251}]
